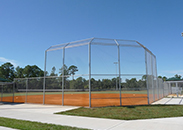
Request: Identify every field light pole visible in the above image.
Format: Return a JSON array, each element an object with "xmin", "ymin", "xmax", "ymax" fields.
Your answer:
[{"xmin": 114, "ymin": 62, "xmax": 118, "ymax": 90}]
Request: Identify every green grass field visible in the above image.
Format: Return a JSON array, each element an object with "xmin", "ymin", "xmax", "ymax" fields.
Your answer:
[
  {"xmin": 56, "ymin": 105, "xmax": 183, "ymax": 120},
  {"xmin": 0, "ymin": 117, "xmax": 87, "ymax": 130},
  {"xmin": 1, "ymin": 90, "xmax": 147, "ymax": 97}
]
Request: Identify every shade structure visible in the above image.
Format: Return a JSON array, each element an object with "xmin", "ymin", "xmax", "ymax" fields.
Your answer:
[{"xmin": 0, "ymin": 77, "xmax": 9, "ymax": 82}]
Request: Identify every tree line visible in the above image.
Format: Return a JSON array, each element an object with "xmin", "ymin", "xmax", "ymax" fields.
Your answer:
[
  {"xmin": 1, "ymin": 62, "xmax": 182, "ymax": 91},
  {"xmin": 16, "ymin": 76, "xmax": 147, "ymax": 91},
  {"xmin": 0, "ymin": 62, "xmax": 44, "ymax": 81},
  {"xmin": 0, "ymin": 62, "xmax": 79, "ymax": 81},
  {"xmin": 48, "ymin": 65, "xmax": 147, "ymax": 90},
  {"xmin": 158, "ymin": 74, "xmax": 183, "ymax": 81},
  {"xmin": 0, "ymin": 62, "xmax": 147, "ymax": 90}
]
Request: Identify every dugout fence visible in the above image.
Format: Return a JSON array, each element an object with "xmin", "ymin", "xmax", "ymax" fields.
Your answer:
[
  {"xmin": 0, "ymin": 82, "xmax": 14, "ymax": 103},
  {"xmin": 165, "ymin": 81, "xmax": 183, "ymax": 97},
  {"xmin": 4, "ymin": 75, "xmax": 171, "ymax": 107},
  {"xmin": 1, "ymin": 38, "xmax": 172, "ymax": 107}
]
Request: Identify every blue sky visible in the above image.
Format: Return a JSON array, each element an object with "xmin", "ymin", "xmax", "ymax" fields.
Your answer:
[{"xmin": 0, "ymin": 0, "xmax": 183, "ymax": 78}]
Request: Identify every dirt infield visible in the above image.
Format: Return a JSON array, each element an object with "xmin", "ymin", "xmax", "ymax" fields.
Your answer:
[{"xmin": 1, "ymin": 93, "xmax": 148, "ymax": 107}]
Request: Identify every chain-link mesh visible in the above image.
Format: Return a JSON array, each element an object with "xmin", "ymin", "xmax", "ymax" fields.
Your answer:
[
  {"xmin": 0, "ymin": 84, "xmax": 2, "ymax": 102},
  {"xmin": 146, "ymin": 51, "xmax": 154, "ymax": 103},
  {"xmin": 164, "ymin": 81, "xmax": 183, "ymax": 97},
  {"xmin": 178, "ymin": 82, "xmax": 183, "ymax": 95},
  {"xmin": 45, "ymin": 76, "xmax": 62, "ymax": 105},
  {"xmin": 91, "ymin": 75, "xmax": 120, "ymax": 107},
  {"xmin": 0, "ymin": 83, "xmax": 14, "ymax": 102},
  {"xmin": 121, "ymin": 75, "xmax": 148, "ymax": 106},
  {"xmin": 158, "ymin": 78, "xmax": 164, "ymax": 99},
  {"xmin": 14, "ymin": 79, "xmax": 26, "ymax": 103},
  {"xmin": 1, "ymin": 38, "xmax": 172, "ymax": 107},
  {"xmin": 26, "ymin": 78, "xmax": 43, "ymax": 104},
  {"xmin": 64, "ymin": 75, "xmax": 89, "ymax": 106},
  {"xmin": 164, "ymin": 82, "xmax": 171, "ymax": 96}
]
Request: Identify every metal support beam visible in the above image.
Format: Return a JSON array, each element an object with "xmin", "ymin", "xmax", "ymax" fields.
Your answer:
[
  {"xmin": 26, "ymin": 78, "xmax": 28, "ymax": 103},
  {"xmin": 88, "ymin": 38, "xmax": 94, "ymax": 108},
  {"xmin": 176, "ymin": 82, "xmax": 178, "ymax": 97},
  {"xmin": 12, "ymin": 82, "xmax": 15, "ymax": 103},
  {"xmin": 118, "ymin": 45, "xmax": 122, "ymax": 106},
  {"xmin": 43, "ymin": 51, "xmax": 47, "ymax": 104},
  {"xmin": 1, "ymin": 85, "xmax": 3, "ymax": 102},
  {"xmin": 145, "ymin": 50, "xmax": 150, "ymax": 104},
  {"xmin": 62, "ymin": 48, "xmax": 65, "ymax": 106},
  {"xmin": 170, "ymin": 83, "xmax": 172, "ymax": 94},
  {"xmin": 89, "ymin": 41, "xmax": 91, "ymax": 108},
  {"xmin": 115, "ymin": 40, "xmax": 122, "ymax": 106},
  {"xmin": 155, "ymin": 57, "xmax": 159, "ymax": 99},
  {"xmin": 151, "ymin": 55, "xmax": 155, "ymax": 101},
  {"xmin": 163, "ymin": 82, "xmax": 165, "ymax": 97}
]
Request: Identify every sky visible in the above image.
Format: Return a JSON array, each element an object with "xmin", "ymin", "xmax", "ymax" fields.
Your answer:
[{"xmin": 0, "ymin": 0, "xmax": 183, "ymax": 78}]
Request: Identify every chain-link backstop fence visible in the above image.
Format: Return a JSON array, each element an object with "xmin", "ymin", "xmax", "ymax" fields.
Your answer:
[{"xmin": 1, "ymin": 38, "xmax": 172, "ymax": 107}]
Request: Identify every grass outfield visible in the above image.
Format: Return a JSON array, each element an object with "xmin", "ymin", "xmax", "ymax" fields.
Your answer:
[
  {"xmin": 1, "ymin": 90, "xmax": 147, "ymax": 97},
  {"xmin": 0, "ymin": 117, "xmax": 88, "ymax": 130},
  {"xmin": 55, "ymin": 105, "xmax": 183, "ymax": 120}
]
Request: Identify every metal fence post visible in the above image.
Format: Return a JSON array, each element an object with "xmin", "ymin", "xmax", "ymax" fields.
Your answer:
[
  {"xmin": 1, "ymin": 85, "xmax": 2, "ymax": 102},
  {"xmin": 118, "ymin": 45, "xmax": 122, "ymax": 106},
  {"xmin": 155, "ymin": 57, "xmax": 159, "ymax": 100},
  {"xmin": 26, "ymin": 78, "xmax": 28, "ymax": 103},
  {"xmin": 1, "ymin": 85, "xmax": 3, "ymax": 102},
  {"xmin": 145, "ymin": 50, "xmax": 150, "ymax": 104},
  {"xmin": 151, "ymin": 55, "xmax": 155, "ymax": 102},
  {"xmin": 0, "ymin": 85, "xmax": 1, "ymax": 102},
  {"xmin": 167, "ymin": 82, "xmax": 169, "ymax": 95},
  {"xmin": 62, "ymin": 48, "xmax": 65, "ymax": 106},
  {"xmin": 13, "ymin": 82, "xmax": 15, "ymax": 103},
  {"xmin": 170, "ymin": 83, "xmax": 172, "ymax": 94},
  {"xmin": 89, "ymin": 42, "xmax": 91, "ymax": 108},
  {"xmin": 163, "ymin": 82, "xmax": 165, "ymax": 97},
  {"xmin": 114, "ymin": 40, "xmax": 122, "ymax": 106},
  {"xmin": 88, "ymin": 38, "xmax": 94, "ymax": 108},
  {"xmin": 43, "ymin": 51, "xmax": 47, "ymax": 105},
  {"xmin": 176, "ymin": 82, "xmax": 178, "ymax": 97}
]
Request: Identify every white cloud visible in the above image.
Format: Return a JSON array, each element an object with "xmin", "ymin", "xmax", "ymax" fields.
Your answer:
[{"xmin": 0, "ymin": 57, "xmax": 18, "ymax": 67}]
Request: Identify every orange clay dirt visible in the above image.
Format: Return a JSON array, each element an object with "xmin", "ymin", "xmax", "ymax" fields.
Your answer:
[{"xmin": 1, "ymin": 93, "xmax": 148, "ymax": 107}]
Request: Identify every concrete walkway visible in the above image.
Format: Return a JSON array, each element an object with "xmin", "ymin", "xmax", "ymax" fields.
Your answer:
[
  {"xmin": 152, "ymin": 97, "xmax": 183, "ymax": 105},
  {"xmin": 0, "ymin": 102, "xmax": 183, "ymax": 130}
]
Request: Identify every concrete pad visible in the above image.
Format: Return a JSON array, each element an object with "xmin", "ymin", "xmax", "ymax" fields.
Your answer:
[
  {"xmin": 0, "ymin": 103, "xmax": 79, "ymax": 114},
  {"xmin": 1, "ymin": 103, "xmax": 183, "ymax": 130},
  {"xmin": 0, "ymin": 103, "xmax": 125, "ymax": 130},
  {"xmin": 152, "ymin": 98, "xmax": 171, "ymax": 104},
  {"xmin": 111, "ymin": 117, "xmax": 183, "ymax": 130},
  {"xmin": 180, "ymin": 98, "xmax": 183, "ymax": 104},
  {"xmin": 166, "ymin": 98, "xmax": 182, "ymax": 105}
]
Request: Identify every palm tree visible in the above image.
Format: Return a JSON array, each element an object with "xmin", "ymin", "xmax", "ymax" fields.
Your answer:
[{"xmin": 68, "ymin": 65, "xmax": 78, "ymax": 80}]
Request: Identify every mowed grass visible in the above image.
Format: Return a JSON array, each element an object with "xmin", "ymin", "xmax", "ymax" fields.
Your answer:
[
  {"xmin": 56, "ymin": 105, "xmax": 183, "ymax": 120},
  {"xmin": 0, "ymin": 117, "xmax": 88, "ymax": 130},
  {"xmin": 2, "ymin": 90, "xmax": 147, "ymax": 97}
]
